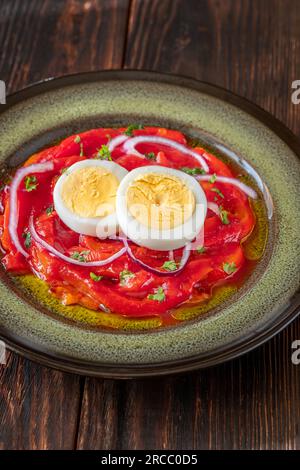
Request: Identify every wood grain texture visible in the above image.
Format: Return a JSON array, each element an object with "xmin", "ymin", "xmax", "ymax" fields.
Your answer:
[
  {"xmin": 125, "ymin": 0, "xmax": 300, "ymax": 135},
  {"xmin": 0, "ymin": 0, "xmax": 130, "ymax": 93},
  {"xmin": 0, "ymin": 0, "xmax": 300, "ymax": 450},
  {"xmin": 0, "ymin": 0, "xmax": 130, "ymax": 450},
  {"xmin": 0, "ymin": 351, "xmax": 83, "ymax": 449}
]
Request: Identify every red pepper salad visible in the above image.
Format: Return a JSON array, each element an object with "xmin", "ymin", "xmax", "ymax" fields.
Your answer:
[{"xmin": 0, "ymin": 126, "xmax": 258, "ymax": 318}]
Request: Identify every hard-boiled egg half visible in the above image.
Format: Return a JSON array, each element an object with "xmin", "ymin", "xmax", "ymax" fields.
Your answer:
[
  {"xmin": 53, "ymin": 160, "xmax": 128, "ymax": 237},
  {"xmin": 116, "ymin": 166, "xmax": 207, "ymax": 250}
]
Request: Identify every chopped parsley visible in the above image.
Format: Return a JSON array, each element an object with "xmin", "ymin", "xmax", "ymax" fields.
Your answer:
[
  {"xmin": 22, "ymin": 231, "xmax": 31, "ymax": 248},
  {"xmin": 196, "ymin": 246, "xmax": 206, "ymax": 254},
  {"xmin": 46, "ymin": 205, "xmax": 54, "ymax": 215},
  {"xmin": 96, "ymin": 145, "xmax": 112, "ymax": 160},
  {"xmin": 219, "ymin": 207, "xmax": 230, "ymax": 225},
  {"xmin": 209, "ymin": 173, "xmax": 217, "ymax": 183},
  {"xmin": 223, "ymin": 262, "xmax": 237, "ymax": 274},
  {"xmin": 124, "ymin": 124, "xmax": 144, "ymax": 136},
  {"xmin": 24, "ymin": 175, "xmax": 38, "ymax": 192},
  {"xmin": 211, "ymin": 187, "xmax": 224, "ymax": 198},
  {"xmin": 80, "ymin": 143, "xmax": 84, "ymax": 157},
  {"xmin": 180, "ymin": 167, "xmax": 206, "ymax": 175},
  {"xmin": 161, "ymin": 260, "xmax": 178, "ymax": 271},
  {"xmin": 119, "ymin": 269, "xmax": 135, "ymax": 286},
  {"xmin": 74, "ymin": 135, "xmax": 84, "ymax": 156},
  {"xmin": 187, "ymin": 138, "xmax": 200, "ymax": 148},
  {"xmin": 70, "ymin": 250, "xmax": 90, "ymax": 262},
  {"xmin": 145, "ymin": 152, "xmax": 156, "ymax": 160},
  {"xmin": 148, "ymin": 286, "xmax": 166, "ymax": 302},
  {"xmin": 90, "ymin": 272, "xmax": 103, "ymax": 282}
]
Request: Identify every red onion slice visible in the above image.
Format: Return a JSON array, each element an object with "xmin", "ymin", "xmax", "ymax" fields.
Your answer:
[
  {"xmin": 9, "ymin": 161, "xmax": 54, "ymax": 258},
  {"xmin": 108, "ymin": 135, "xmax": 128, "ymax": 152},
  {"xmin": 123, "ymin": 136, "xmax": 209, "ymax": 172},
  {"xmin": 207, "ymin": 202, "xmax": 220, "ymax": 215},
  {"xmin": 122, "ymin": 237, "xmax": 191, "ymax": 276},
  {"xmin": 29, "ymin": 216, "xmax": 127, "ymax": 267},
  {"xmin": 156, "ymin": 152, "xmax": 164, "ymax": 165},
  {"xmin": 196, "ymin": 174, "xmax": 257, "ymax": 199}
]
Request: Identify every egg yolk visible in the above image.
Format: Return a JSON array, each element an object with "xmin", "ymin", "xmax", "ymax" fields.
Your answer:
[
  {"xmin": 61, "ymin": 167, "xmax": 119, "ymax": 218},
  {"xmin": 126, "ymin": 173, "xmax": 195, "ymax": 230}
]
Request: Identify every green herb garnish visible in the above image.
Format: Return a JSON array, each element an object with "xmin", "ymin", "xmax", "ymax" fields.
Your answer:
[
  {"xmin": 46, "ymin": 205, "xmax": 54, "ymax": 215},
  {"xmin": 187, "ymin": 138, "xmax": 200, "ymax": 148},
  {"xmin": 119, "ymin": 270, "xmax": 135, "ymax": 286},
  {"xmin": 219, "ymin": 207, "xmax": 230, "ymax": 225},
  {"xmin": 22, "ymin": 231, "xmax": 31, "ymax": 248},
  {"xmin": 70, "ymin": 250, "xmax": 90, "ymax": 262},
  {"xmin": 211, "ymin": 187, "xmax": 224, "ymax": 198},
  {"xmin": 90, "ymin": 272, "xmax": 103, "ymax": 282},
  {"xmin": 161, "ymin": 260, "xmax": 178, "ymax": 271},
  {"xmin": 223, "ymin": 262, "xmax": 237, "ymax": 274},
  {"xmin": 80, "ymin": 143, "xmax": 84, "ymax": 157},
  {"xmin": 96, "ymin": 145, "xmax": 112, "ymax": 161},
  {"xmin": 74, "ymin": 135, "xmax": 84, "ymax": 156},
  {"xmin": 24, "ymin": 175, "xmax": 38, "ymax": 192},
  {"xmin": 209, "ymin": 173, "xmax": 217, "ymax": 183},
  {"xmin": 196, "ymin": 246, "xmax": 206, "ymax": 254},
  {"xmin": 124, "ymin": 124, "xmax": 144, "ymax": 136},
  {"xmin": 148, "ymin": 286, "xmax": 166, "ymax": 302},
  {"xmin": 180, "ymin": 167, "xmax": 206, "ymax": 175},
  {"xmin": 145, "ymin": 152, "xmax": 156, "ymax": 160}
]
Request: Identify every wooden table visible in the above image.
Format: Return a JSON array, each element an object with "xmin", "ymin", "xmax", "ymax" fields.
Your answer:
[{"xmin": 0, "ymin": 0, "xmax": 299, "ymax": 450}]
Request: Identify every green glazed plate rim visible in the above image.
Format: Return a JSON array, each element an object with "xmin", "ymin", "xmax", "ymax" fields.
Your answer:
[{"xmin": 0, "ymin": 70, "xmax": 299, "ymax": 378}]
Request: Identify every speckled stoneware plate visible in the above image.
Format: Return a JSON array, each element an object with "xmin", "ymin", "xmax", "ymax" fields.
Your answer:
[{"xmin": 0, "ymin": 71, "xmax": 299, "ymax": 378}]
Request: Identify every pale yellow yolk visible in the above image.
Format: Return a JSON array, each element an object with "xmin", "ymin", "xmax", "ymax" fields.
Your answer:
[
  {"xmin": 126, "ymin": 173, "xmax": 195, "ymax": 230},
  {"xmin": 61, "ymin": 167, "xmax": 119, "ymax": 218}
]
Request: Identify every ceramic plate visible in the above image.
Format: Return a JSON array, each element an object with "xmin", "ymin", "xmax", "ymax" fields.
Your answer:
[{"xmin": 0, "ymin": 71, "xmax": 299, "ymax": 377}]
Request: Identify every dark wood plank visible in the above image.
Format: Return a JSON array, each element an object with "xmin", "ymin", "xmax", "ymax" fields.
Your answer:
[
  {"xmin": 77, "ymin": 0, "xmax": 300, "ymax": 450},
  {"xmin": 0, "ymin": 0, "xmax": 130, "ymax": 450},
  {"xmin": 125, "ymin": 0, "xmax": 300, "ymax": 135},
  {"xmin": 0, "ymin": 0, "xmax": 130, "ymax": 94},
  {"xmin": 0, "ymin": 351, "xmax": 84, "ymax": 449},
  {"xmin": 77, "ymin": 379, "xmax": 122, "ymax": 449}
]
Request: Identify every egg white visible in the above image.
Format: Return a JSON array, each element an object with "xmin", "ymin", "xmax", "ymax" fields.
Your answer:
[
  {"xmin": 53, "ymin": 159, "xmax": 128, "ymax": 238},
  {"xmin": 116, "ymin": 165, "xmax": 207, "ymax": 250}
]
